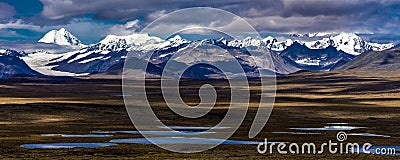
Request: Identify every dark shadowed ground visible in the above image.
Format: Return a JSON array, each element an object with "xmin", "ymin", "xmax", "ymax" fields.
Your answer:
[{"xmin": 0, "ymin": 70, "xmax": 399, "ymax": 159}]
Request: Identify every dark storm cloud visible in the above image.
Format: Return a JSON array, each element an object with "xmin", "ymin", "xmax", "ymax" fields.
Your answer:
[
  {"xmin": 37, "ymin": 0, "xmax": 400, "ymax": 34},
  {"xmin": 39, "ymin": 0, "xmax": 246, "ymax": 21},
  {"xmin": 0, "ymin": 2, "xmax": 16, "ymax": 20},
  {"xmin": 236, "ymin": 0, "xmax": 400, "ymax": 34},
  {"xmin": 236, "ymin": 0, "xmax": 394, "ymax": 18},
  {"xmin": 1, "ymin": 0, "xmax": 399, "ymax": 42},
  {"xmin": 238, "ymin": 0, "xmax": 399, "ymax": 34},
  {"xmin": 280, "ymin": 0, "xmax": 379, "ymax": 17}
]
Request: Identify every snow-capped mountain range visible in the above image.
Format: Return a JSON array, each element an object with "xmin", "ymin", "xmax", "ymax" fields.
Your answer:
[
  {"xmin": 226, "ymin": 36, "xmax": 294, "ymax": 52},
  {"xmin": 0, "ymin": 28, "xmax": 396, "ymax": 78},
  {"xmin": 38, "ymin": 28, "xmax": 86, "ymax": 47},
  {"xmin": 279, "ymin": 42, "xmax": 355, "ymax": 71},
  {"xmin": 302, "ymin": 33, "xmax": 393, "ymax": 55},
  {"xmin": 226, "ymin": 32, "xmax": 393, "ymax": 55},
  {"xmin": 289, "ymin": 32, "xmax": 334, "ymax": 38},
  {"xmin": 96, "ymin": 34, "xmax": 189, "ymax": 52}
]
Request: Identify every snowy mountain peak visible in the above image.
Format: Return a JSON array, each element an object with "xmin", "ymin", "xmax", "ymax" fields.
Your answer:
[
  {"xmin": 38, "ymin": 28, "xmax": 86, "ymax": 47},
  {"xmin": 301, "ymin": 32, "xmax": 394, "ymax": 55},
  {"xmin": 168, "ymin": 35, "xmax": 182, "ymax": 41},
  {"xmin": 290, "ymin": 32, "xmax": 335, "ymax": 38},
  {"xmin": 332, "ymin": 32, "xmax": 362, "ymax": 41},
  {"xmin": 227, "ymin": 37, "xmax": 262, "ymax": 48},
  {"xmin": 217, "ymin": 37, "xmax": 228, "ymax": 45},
  {"xmin": 329, "ymin": 32, "xmax": 364, "ymax": 55},
  {"xmin": 168, "ymin": 35, "xmax": 189, "ymax": 44},
  {"xmin": 0, "ymin": 49, "xmax": 25, "ymax": 57},
  {"xmin": 97, "ymin": 33, "xmax": 165, "ymax": 51},
  {"xmin": 262, "ymin": 36, "xmax": 276, "ymax": 42},
  {"xmin": 99, "ymin": 33, "xmax": 163, "ymax": 46}
]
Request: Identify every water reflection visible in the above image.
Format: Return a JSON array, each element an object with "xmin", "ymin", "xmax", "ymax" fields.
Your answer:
[
  {"xmin": 291, "ymin": 126, "xmax": 366, "ymax": 131},
  {"xmin": 110, "ymin": 137, "xmax": 270, "ymax": 145},
  {"xmin": 41, "ymin": 134, "xmax": 113, "ymax": 138},
  {"xmin": 347, "ymin": 133, "xmax": 391, "ymax": 138},
  {"xmin": 111, "ymin": 94, "xmax": 132, "ymax": 97},
  {"xmin": 21, "ymin": 143, "xmax": 116, "ymax": 149},
  {"xmin": 272, "ymin": 132, "xmax": 321, "ymax": 135},
  {"xmin": 92, "ymin": 130, "xmax": 215, "ymax": 136},
  {"xmin": 159, "ymin": 126, "xmax": 230, "ymax": 131}
]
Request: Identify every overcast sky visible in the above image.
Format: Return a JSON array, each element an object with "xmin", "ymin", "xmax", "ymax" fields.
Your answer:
[{"xmin": 0, "ymin": 0, "xmax": 399, "ymax": 44}]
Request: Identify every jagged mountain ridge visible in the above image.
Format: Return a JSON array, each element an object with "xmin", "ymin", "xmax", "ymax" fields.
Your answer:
[
  {"xmin": 7, "ymin": 31, "xmax": 398, "ymax": 78},
  {"xmin": 226, "ymin": 33, "xmax": 393, "ymax": 55},
  {"xmin": 0, "ymin": 49, "xmax": 42, "ymax": 78},
  {"xmin": 280, "ymin": 42, "xmax": 355, "ymax": 71},
  {"xmin": 336, "ymin": 45, "xmax": 400, "ymax": 70}
]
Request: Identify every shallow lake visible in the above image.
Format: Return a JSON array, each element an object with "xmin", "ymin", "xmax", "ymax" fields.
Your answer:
[
  {"xmin": 272, "ymin": 132, "xmax": 321, "ymax": 135},
  {"xmin": 41, "ymin": 134, "xmax": 113, "ymax": 138},
  {"xmin": 290, "ymin": 126, "xmax": 366, "ymax": 131},
  {"xmin": 21, "ymin": 143, "xmax": 117, "ymax": 149},
  {"xmin": 347, "ymin": 133, "xmax": 391, "ymax": 138},
  {"xmin": 110, "ymin": 137, "xmax": 269, "ymax": 145},
  {"xmin": 159, "ymin": 126, "xmax": 230, "ymax": 131}
]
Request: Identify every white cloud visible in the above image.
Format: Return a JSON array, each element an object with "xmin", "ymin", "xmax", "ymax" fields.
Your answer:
[
  {"xmin": 108, "ymin": 19, "xmax": 141, "ymax": 36},
  {"xmin": 148, "ymin": 10, "xmax": 167, "ymax": 21},
  {"xmin": 0, "ymin": 18, "xmax": 145, "ymax": 43},
  {"xmin": 0, "ymin": 41, "xmax": 76, "ymax": 53},
  {"xmin": 0, "ymin": 18, "xmax": 113, "ymax": 43},
  {"xmin": 139, "ymin": 8, "xmax": 260, "ymax": 38},
  {"xmin": 0, "ymin": 29, "xmax": 23, "ymax": 38},
  {"xmin": 0, "ymin": 19, "xmax": 41, "ymax": 31},
  {"xmin": 125, "ymin": 20, "xmax": 140, "ymax": 29},
  {"xmin": 41, "ymin": 18, "xmax": 113, "ymax": 43}
]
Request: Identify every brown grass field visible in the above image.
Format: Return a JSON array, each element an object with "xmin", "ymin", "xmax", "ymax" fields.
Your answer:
[{"xmin": 0, "ymin": 70, "xmax": 399, "ymax": 159}]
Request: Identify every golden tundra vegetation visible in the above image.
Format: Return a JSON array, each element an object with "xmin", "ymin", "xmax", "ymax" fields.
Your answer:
[{"xmin": 0, "ymin": 70, "xmax": 399, "ymax": 159}]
